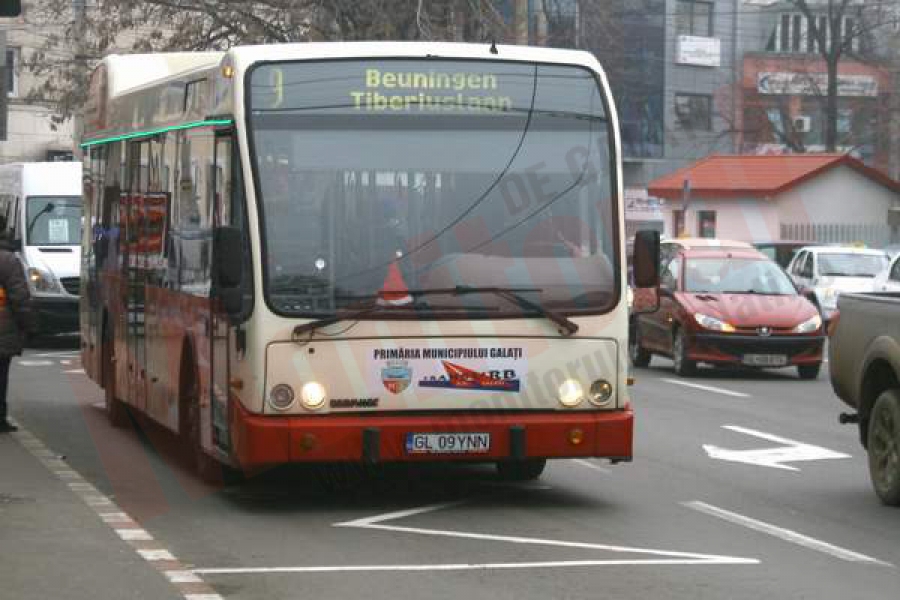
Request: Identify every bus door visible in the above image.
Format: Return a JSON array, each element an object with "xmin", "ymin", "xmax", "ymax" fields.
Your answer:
[
  {"xmin": 208, "ymin": 132, "xmax": 238, "ymax": 453},
  {"xmin": 125, "ymin": 140, "xmax": 148, "ymax": 412}
]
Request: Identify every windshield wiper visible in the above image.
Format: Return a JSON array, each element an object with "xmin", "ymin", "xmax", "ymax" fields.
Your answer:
[
  {"xmin": 452, "ymin": 285, "xmax": 578, "ymax": 336},
  {"xmin": 293, "ymin": 285, "xmax": 577, "ymax": 338}
]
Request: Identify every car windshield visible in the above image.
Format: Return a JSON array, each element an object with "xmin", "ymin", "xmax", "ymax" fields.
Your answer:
[
  {"xmin": 817, "ymin": 253, "xmax": 888, "ymax": 277},
  {"xmin": 248, "ymin": 59, "xmax": 617, "ymax": 318},
  {"xmin": 684, "ymin": 257, "xmax": 797, "ymax": 295},
  {"xmin": 25, "ymin": 196, "xmax": 82, "ymax": 246}
]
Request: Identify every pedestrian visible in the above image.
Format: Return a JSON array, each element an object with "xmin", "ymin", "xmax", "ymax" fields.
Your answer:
[{"xmin": 0, "ymin": 221, "xmax": 33, "ymax": 433}]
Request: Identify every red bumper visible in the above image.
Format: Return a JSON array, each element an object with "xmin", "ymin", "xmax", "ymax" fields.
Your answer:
[{"xmin": 230, "ymin": 401, "xmax": 633, "ymax": 469}]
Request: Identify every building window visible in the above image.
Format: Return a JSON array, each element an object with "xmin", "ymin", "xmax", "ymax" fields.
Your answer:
[
  {"xmin": 5, "ymin": 47, "xmax": 18, "ymax": 98},
  {"xmin": 769, "ymin": 13, "xmax": 858, "ymax": 53},
  {"xmin": 698, "ymin": 211, "xmax": 716, "ymax": 238},
  {"xmin": 674, "ymin": 93, "xmax": 712, "ymax": 130},
  {"xmin": 675, "ymin": 0, "xmax": 713, "ymax": 37}
]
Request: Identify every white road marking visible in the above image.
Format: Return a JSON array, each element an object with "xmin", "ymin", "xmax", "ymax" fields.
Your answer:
[
  {"xmin": 703, "ymin": 425, "xmax": 851, "ymax": 471},
  {"xmin": 139, "ymin": 549, "xmax": 176, "ymax": 561},
  {"xmin": 335, "ymin": 501, "xmax": 463, "ymax": 527},
  {"xmin": 31, "ymin": 351, "xmax": 80, "ymax": 358},
  {"xmin": 195, "ymin": 557, "xmax": 757, "ymax": 575},
  {"xmin": 16, "ymin": 360, "xmax": 54, "ymax": 367},
  {"xmin": 184, "ymin": 595, "xmax": 224, "ymax": 600},
  {"xmin": 572, "ymin": 459, "xmax": 612, "ymax": 474},
  {"xmin": 165, "ymin": 570, "xmax": 204, "ymax": 583},
  {"xmin": 64, "ymin": 368, "xmax": 86, "ymax": 374},
  {"xmin": 662, "ymin": 378, "xmax": 750, "ymax": 398},
  {"xmin": 685, "ymin": 501, "xmax": 892, "ymax": 566},
  {"xmin": 60, "ymin": 359, "xmax": 72, "ymax": 365},
  {"xmin": 117, "ymin": 528, "xmax": 154, "ymax": 541}
]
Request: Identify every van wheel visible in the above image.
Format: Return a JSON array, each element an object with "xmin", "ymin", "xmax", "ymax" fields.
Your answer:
[
  {"xmin": 867, "ymin": 390, "xmax": 900, "ymax": 506},
  {"xmin": 672, "ymin": 329, "xmax": 696, "ymax": 377},
  {"xmin": 797, "ymin": 363, "xmax": 821, "ymax": 380},
  {"xmin": 102, "ymin": 327, "xmax": 128, "ymax": 428},
  {"xmin": 496, "ymin": 459, "xmax": 546, "ymax": 481},
  {"xmin": 629, "ymin": 322, "xmax": 652, "ymax": 368}
]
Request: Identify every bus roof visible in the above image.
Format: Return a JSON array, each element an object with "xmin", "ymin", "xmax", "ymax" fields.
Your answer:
[{"xmin": 99, "ymin": 42, "xmax": 605, "ymax": 100}]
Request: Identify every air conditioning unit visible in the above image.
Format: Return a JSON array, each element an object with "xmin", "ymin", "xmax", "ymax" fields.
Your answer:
[{"xmin": 793, "ymin": 115, "xmax": 812, "ymax": 133}]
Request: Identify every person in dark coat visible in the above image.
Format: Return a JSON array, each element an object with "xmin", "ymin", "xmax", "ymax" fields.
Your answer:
[{"xmin": 0, "ymin": 229, "xmax": 34, "ymax": 433}]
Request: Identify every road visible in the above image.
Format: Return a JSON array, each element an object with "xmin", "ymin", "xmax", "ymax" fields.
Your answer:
[{"xmin": 6, "ymin": 339, "xmax": 899, "ymax": 600}]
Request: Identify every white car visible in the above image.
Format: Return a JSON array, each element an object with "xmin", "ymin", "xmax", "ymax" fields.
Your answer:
[
  {"xmin": 873, "ymin": 252, "xmax": 900, "ymax": 292},
  {"xmin": 786, "ymin": 245, "xmax": 890, "ymax": 320}
]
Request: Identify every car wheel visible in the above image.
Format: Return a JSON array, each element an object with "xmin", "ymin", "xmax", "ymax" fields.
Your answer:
[
  {"xmin": 867, "ymin": 389, "xmax": 900, "ymax": 506},
  {"xmin": 797, "ymin": 363, "xmax": 821, "ymax": 380},
  {"xmin": 629, "ymin": 322, "xmax": 652, "ymax": 368},
  {"xmin": 496, "ymin": 458, "xmax": 547, "ymax": 481},
  {"xmin": 672, "ymin": 329, "xmax": 696, "ymax": 377}
]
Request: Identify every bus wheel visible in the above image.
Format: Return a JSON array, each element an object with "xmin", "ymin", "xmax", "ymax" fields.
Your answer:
[
  {"xmin": 180, "ymin": 368, "xmax": 223, "ymax": 484},
  {"xmin": 103, "ymin": 330, "xmax": 128, "ymax": 428},
  {"xmin": 496, "ymin": 458, "xmax": 547, "ymax": 481}
]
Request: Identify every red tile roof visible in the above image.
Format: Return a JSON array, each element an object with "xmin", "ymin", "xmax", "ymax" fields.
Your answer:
[{"xmin": 647, "ymin": 154, "xmax": 900, "ymax": 199}]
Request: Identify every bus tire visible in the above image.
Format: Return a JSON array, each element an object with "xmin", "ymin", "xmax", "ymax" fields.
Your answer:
[
  {"xmin": 496, "ymin": 458, "xmax": 547, "ymax": 481},
  {"xmin": 102, "ymin": 325, "xmax": 128, "ymax": 428},
  {"xmin": 867, "ymin": 389, "xmax": 900, "ymax": 506},
  {"xmin": 179, "ymin": 355, "xmax": 222, "ymax": 484}
]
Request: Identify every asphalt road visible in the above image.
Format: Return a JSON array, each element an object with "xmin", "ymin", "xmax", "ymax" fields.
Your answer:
[{"xmin": 7, "ymin": 337, "xmax": 900, "ymax": 600}]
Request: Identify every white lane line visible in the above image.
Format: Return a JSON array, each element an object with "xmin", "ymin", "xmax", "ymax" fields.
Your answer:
[
  {"xmin": 684, "ymin": 501, "xmax": 892, "ymax": 566},
  {"xmin": 335, "ymin": 502, "xmax": 757, "ymax": 565},
  {"xmin": 64, "ymin": 368, "xmax": 86, "ymax": 374},
  {"xmin": 195, "ymin": 557, "xmax": 758, "ymax": 575},
  {"xmin": 184, "ymin": 595, "xmax": 224, "ymax": 600},
  {"xmin": 31, "ymin": 352, "xmax": 80, "ymax": 358},
  {"xmin": 662, "ymin": 379, "xmax": 750, "ymax": 398},
  {"xmin": 335, "ymin": 501, "xmax": 464, "ymax": 527},
  {"xmin": 572, "ymin": 459, "xmax": 612, "ymax": 474},
  {"xmin": 16, "ymin": 360, "xmax": 55, "ymax": 367},
  {"xmin": 165, "ymin": 570, "xmax": 204, "ymax": 583}
]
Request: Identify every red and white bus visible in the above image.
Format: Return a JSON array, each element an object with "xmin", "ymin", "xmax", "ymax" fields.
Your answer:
[{"xmin": 79, "ymin": 42, "xmax": 656, "ymax": 480}]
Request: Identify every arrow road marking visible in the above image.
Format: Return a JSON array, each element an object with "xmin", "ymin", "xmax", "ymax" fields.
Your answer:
[
  {"xmin": 703, "ymin": 425, "xmax": 851, "ymax": 471},
  {"xmin": 195, "ymin": 501, "xmax": 758, "ymax": 575},
  {"xmin": 685, "ymin": 501, "xmax": 892, "ymax": 566}
]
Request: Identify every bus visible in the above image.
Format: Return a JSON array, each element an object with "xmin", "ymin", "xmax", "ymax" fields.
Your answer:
[
  {"xmin": 0, "ymin": 161, "xmax": 83, "ymax": 335},
  {"xmin": 79, "ymin": 42, "xmax": 658, "ymax": 481}
]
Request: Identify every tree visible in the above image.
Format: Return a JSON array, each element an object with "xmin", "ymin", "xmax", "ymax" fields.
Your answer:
[
  {"xmin": 786, "ymin": 0, "xmax": 895, "ymax": 151},
  {"xmin": 21, "ymin": 0, "xmax": 507, "ymax": 125}
]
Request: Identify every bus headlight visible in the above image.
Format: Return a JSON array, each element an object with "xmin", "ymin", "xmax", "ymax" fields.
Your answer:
[
  {"xmin": 27, "ymin": 267, "xmax": 63, "ymax": 294},
  {"xmin": 588, "ymin": 379, "xmax": 614, "ymax": 406},
  {"xmin": 300, "ymin": 382, "xmax": 327, "ymax": 410},
  {"xmin": 268, "ymin": 384, "xmax": 295, "ymax": 411},
  {"xmin": 557, "ymin": 379, "xmax": 584, "ymax": 407}
]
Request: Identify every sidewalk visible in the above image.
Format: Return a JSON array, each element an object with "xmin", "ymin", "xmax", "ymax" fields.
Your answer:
[{"xmin": 0, "ymin": 425, "xmax": 182, "ymax": 600}]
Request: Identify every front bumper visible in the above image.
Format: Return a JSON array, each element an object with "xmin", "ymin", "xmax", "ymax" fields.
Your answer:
[
  {"xmin": 230, "ymin": 400, "xmax": 633, "ymax": 468},
  {"xmin": 689, "ymin": 333, "xmax": 825, "ymax": 366},
  {"xmin": 32, "ymin": 296, "xmax": 79, "ymax": 334}
]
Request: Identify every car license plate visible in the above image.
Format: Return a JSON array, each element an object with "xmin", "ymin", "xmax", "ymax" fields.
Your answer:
[
  {"xmin": 742, "ymin": 354, "xmax": 788, "ymax": 367},
  {"xmin": 405, "ymin": 432, "xmax": 491, "ymax": 454}
]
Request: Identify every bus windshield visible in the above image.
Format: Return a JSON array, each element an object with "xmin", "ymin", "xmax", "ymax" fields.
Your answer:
[
  {"xmin": 249, "ymin": 59, "xmax": 617, "ymax": 318},
  {"xmin": 26, "ymin": 196, "xmax": 82, "ymax": 246}
]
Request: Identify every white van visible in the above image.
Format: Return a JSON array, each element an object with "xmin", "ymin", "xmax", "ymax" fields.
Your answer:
[{"xmin": 0, "ymin": 162, "xmax": 82, "ymax": 335}]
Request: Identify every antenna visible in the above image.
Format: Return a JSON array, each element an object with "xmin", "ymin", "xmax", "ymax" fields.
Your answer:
[{"xmin": 489, "ymin": 40, "xmax": 498, "ymax": 55}]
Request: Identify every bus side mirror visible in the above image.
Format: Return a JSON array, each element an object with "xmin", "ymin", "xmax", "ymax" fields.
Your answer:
[
  {"xmin": 213, "ymin": 226, "xmax": 243, "ymax": 289},
  {"xmin": 632, "ymin": 230, "xmax": 660, "ymax": 288}
]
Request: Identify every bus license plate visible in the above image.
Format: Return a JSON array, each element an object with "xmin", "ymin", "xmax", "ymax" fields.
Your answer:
[
  {"xmin": 405, "ymin": 433, "xmax": 491, "ymax": 455},
  {"xmin": 742, "ymin": 354, "xmax": 788, "ymax": 367}
]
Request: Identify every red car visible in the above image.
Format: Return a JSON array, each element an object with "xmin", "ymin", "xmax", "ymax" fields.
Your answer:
[{"xmin": 630, "ymin": 246, "xmax": 825, "ymax": 379}]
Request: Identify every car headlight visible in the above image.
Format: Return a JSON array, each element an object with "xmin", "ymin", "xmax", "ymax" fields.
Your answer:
[
  {"xmin": 26, "ymin": 267, "xmax": 63, "ymax": 294},
  {"xmin": 793, "ymin": 314, "xmax": 822, "ymax": 334},
  {"xmin": 694, "ymin": 313, "xmax": 736, "ymax": 333}
]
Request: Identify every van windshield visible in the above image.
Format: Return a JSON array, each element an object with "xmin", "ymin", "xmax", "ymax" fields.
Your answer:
[{"xmin": 26, "ymin": 196, "xmax": 82, "ymax": 246}]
